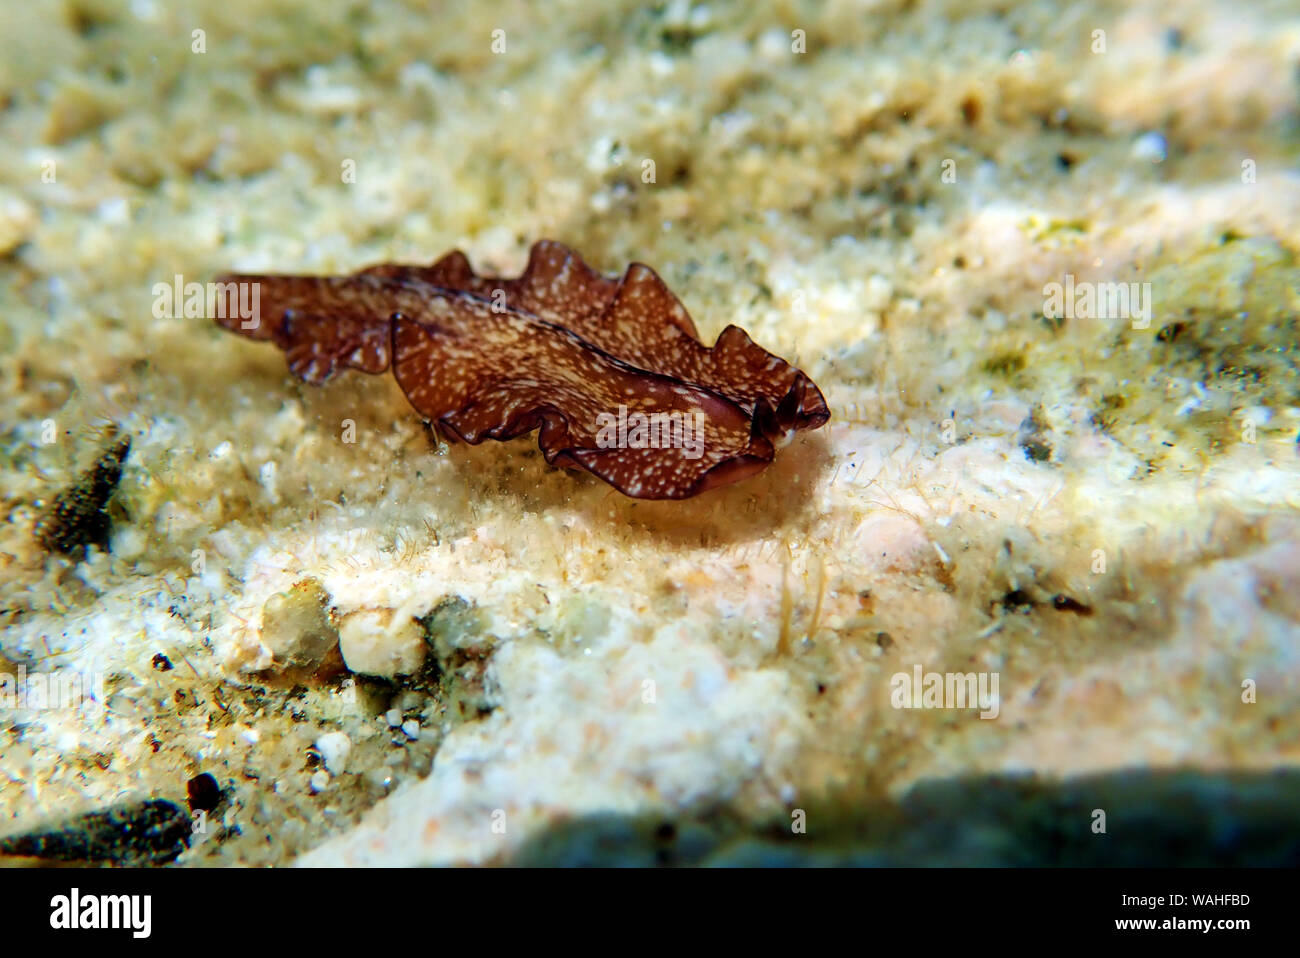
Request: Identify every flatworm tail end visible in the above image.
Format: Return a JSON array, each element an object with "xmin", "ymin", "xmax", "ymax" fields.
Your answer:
[{"xmin": 213, "ymin": 272, "xmax": 396, "ymax": 384}]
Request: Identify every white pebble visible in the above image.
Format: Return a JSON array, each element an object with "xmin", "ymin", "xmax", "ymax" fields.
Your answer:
[
  {"xmin": 315, "ymin": 731, "xmax": 351, "ymax": 775},
  {"xmin": 97, "ymin": 196, "xmax": 130, "ymax": 225},
  {"xmin": 309, "ymin": 770, "xmax": 330, "ymax": 793},
  {"xmin": 258, "ymin": 461, "xmax": 280, "ymax": 503},
  {"xmin": 385, "ymin": 708, "xmax": 403, "ymax": 727},
  {"xmin": 1132, "ymin": 131, "xmax": 1167, "ymax": 163},
  {"xmin": 401, "ymin": 720, "xmax": 420, "ymax": 740},
  {"xmin": 338, "ymin": 609, "xmax": 425, "ymax": 678}
]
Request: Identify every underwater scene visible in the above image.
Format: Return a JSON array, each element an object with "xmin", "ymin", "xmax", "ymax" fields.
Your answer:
[{"xmin": 1, "ymin": 0, "xmax": 1298, "ymax": 885}]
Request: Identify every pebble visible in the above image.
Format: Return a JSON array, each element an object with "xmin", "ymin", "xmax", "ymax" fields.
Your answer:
[
  {"xmin": 0, "ymin": 193, "xmax": 36, "ymax": 256},
  {"xmin": 1131, "ymin": 131, "xmax": 1168, "ymax": 163},
  {"xmin": 186, "ymin": 772, "xmax": 223, "ymax": 813},
  {"xmin": 337, "ymin": 609, "xmax": 425, "ymax": 678},
  {"xmin": 258, "ymin": 578, "xmax": 341, "ymax": 676},
  {"xmin": 315, "ymin": 731, "xmax": 351, "ymax": 775}
]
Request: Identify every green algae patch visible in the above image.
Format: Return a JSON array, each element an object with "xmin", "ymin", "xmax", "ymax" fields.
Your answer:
[
  {"xmin": 1081, "ymin": 239, "xmax": 1300, "ymax": 472},
  {"xmin": 419, "ymin": 596, "xmax": 499, "ymax": 723}
]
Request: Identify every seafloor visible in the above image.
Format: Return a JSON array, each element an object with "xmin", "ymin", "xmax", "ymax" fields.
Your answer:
[{"xmin": 1, "ymin": 0, "xmax": 1298, "ymax": 866}]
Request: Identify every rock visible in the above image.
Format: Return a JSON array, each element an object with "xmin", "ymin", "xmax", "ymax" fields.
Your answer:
[
  {"xmin": 337, "ymin": 609, "xmax": 424, "ymax": 678},
  {"xmin": 418, "ymin": 596, "xmax": 497, "ymax": 722},
  {"xmin": 42, "ymin": 75, "xmax": 123, "ymax": 143},
  {"xmin": 258, "ymin": 578, "xmax": 344, "ymax": 681}
]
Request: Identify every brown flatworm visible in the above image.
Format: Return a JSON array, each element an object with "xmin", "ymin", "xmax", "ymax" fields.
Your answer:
[{"xmin": 214, "ymin": 241, "xmax": 829, "ymax": 499}]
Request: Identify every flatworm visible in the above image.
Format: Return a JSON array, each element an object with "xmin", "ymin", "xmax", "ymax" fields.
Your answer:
[{"xmin": 214, "ymin": 241, "xmax": 829, "ymax": 499}]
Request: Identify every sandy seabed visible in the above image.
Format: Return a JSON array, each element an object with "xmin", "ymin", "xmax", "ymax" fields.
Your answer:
[{"xmin": 1, "ymin": 0, "xmax": 1298, "ymax": 866}]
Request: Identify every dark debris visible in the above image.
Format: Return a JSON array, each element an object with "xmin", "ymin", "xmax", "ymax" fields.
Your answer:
[
  {"xmin": 0, "ymin": 798, "xmax": 190, "ymax": 866},
  {"xmin": 33, "ymin": 430, "xmax": 131, "ymax": 558}
]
